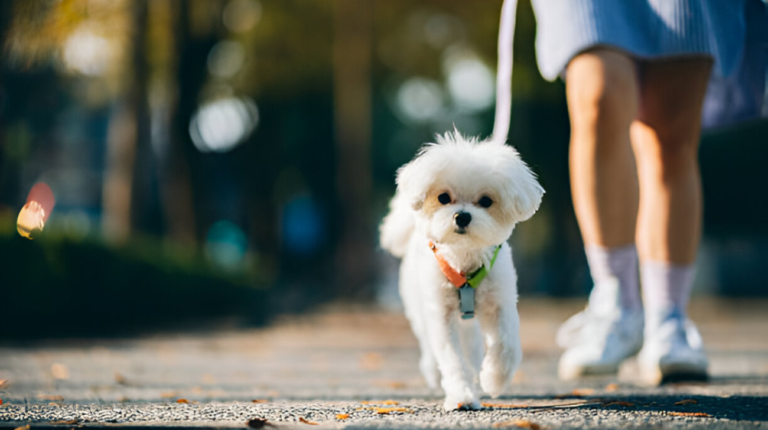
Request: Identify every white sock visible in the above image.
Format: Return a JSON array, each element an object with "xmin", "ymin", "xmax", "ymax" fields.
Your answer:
[
  {"xmin": 585, "ymin": 244, "xmax": 641, "ymax": 312},
  {"xmin": 641, "ymin": 261, "xmax": 695, "ymax": 327}
]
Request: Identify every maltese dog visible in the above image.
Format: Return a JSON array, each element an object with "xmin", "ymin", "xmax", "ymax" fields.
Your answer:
[{"xmin": 380, "ymin": 130, "xmax": 544, "ymax": 410}]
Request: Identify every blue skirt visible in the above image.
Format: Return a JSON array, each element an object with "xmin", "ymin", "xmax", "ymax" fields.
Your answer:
[{"xmin": 530, "ymin": 0, "xmax": 768, "ymax": 128}]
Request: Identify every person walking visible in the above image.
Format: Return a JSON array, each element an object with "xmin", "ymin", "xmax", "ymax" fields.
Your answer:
[{"xmin": 529, "ymin": 0, "xmax": 768, "ymax": 384}]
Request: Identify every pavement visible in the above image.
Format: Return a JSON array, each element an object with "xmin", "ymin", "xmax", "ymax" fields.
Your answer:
[{"xmin": 0, "ymin": 298, "xmax": 767, "ymax": 429}]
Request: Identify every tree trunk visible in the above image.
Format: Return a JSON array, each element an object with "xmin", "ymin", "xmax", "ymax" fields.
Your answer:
[{"xmin": 333, "ymin": 0, "xmax": 374, "ymax": 296}]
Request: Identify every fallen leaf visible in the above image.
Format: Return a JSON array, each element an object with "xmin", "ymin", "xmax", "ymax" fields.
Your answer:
[
  {"xmin": 492, "ymin": 419, "xmax": 542, "ymax": 429},
  {"xmin": 0, "ymin": 399, "xmax": 3, "ymax": 405},
  {"xmin": 668, "ymin": 412, "xmax": 710, "ymax": 418},
  {"xmin": 605, "ymin": 383, "xmax": 619, "ymax": 392},
  {"xmin": 335, "ymin": 414, "xmax": 349, "ymax": 420},
  {"xmin": 482, "ymin": 402, "xmax": 529, "ymax": 409},
  {"xmin": 37, "ymin": 394, "xmax": 64, "ymax": 401},
  {"xmin": 118, "ymin": 396, "xmax": 130, "ymax": 402},
  {"xmin": 374, "ymin": 407, "xmax": 411, "ymax": 414},
  {"xmin": 571, "ymin": 388, "xmax": 594, "ymax": 396},
  {"xmin": 360, "ymin": 400, "xmax": 399, "ymax": 405},
  {"xmin": 674, "ymin": 399, "xmax": 698, "ymax": 406},
  {"xmin": 49, "ymin": 419, "xmax": 79, "ymax": 425},
  {"xmin": 603, "ymin": 401, "xmax": 635, "ymax": 407},
  {"xmin": 176, "ymin": 399, "xmax": 189, "ymax": 404},
  {"xmin": 51, "ymin": 364, "xmax": 69, "ymax": 380},
  {"xmin": 299, "ymin": 417, "xmax": 318, "ymax": 425},
  {"xmin": 160, "ymin": 391, "xmax": 177, "ymax": 398},
  {"xmin": 114, "ymin": 372, "xmax": 128, "ymax": 385},
  {"xmin": 252, "ymin": 399, "xmax": 269, "ymax": 403},
  {"xmin": 14, "ymin": 425, "xmax": 30, "ymax": 430},
  {"xmin": 246, "ymin": 418, "xmax": 274, "ymax": 428}
]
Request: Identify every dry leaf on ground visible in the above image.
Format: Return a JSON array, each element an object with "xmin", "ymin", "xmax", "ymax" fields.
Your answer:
[
  {"xmin": 299, "ymin": 417, "xmax": 318, "ymax": 425},
  {"xmin": 492, "ymin": 419, "xmax": 542, "ymax": 429},
  {"xmin": 571, "ymin": 389, "xmax": 595, "ymax": 396},
  {"xmin": 49, "ymin": 419, "xmax": 79, "ymax": 425},
  {"xmin": 482, "ymin": 402, "xmax": 529, "ymax": 409},
  {"xmin": 361, "ymin": 400, "xmax": 399, "ymax": 405},
  {"xmin": 668, "ymin": 412, "xmax": 710, "ymax": 418},
  {"xmin": 335, "ymin": 414, "xmax": 350, "ymax": 420},
  {"xmin": 252, "ymin": 399, "xmax": 269, "ymax": 403},
  {"xmin": 14, "ymin": 425, "xmax": 30, "ymax": 430},
  {"xmin": 603, "ymin": 401, "xmax": 635, "ymax": 407},
  {"xmin": 674, "ymin": 399, "xmax": 698, "ymax": 406},
  {"xmin": 374, "ymin": 407, "xmax": 411, "ymax": 414},
  {"xmin": 36, "ymin": 394, "xmax": 64, "ymax": 401},
  {"xmin": 176, "ymin": 399, "xmax": 189, "ymax": 404},
  {"xmin": 246, "ymin": 418, "xmax": 274, "ymax": 428}
]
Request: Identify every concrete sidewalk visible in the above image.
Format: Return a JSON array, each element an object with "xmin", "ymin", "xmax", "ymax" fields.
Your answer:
[{"xmin": 0, "ymin": 298, "xmax": 766, "ymax": 428}]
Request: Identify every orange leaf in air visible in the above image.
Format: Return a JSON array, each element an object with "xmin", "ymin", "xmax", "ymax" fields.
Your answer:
[
  {"xmin": 299, "ymin": 417, "xmax": 318, "ymax": 425},
  {"xmin": 605, "ymin": 383, "xmax": 619, "ymax": 392},
  {"xmin": 669, "ymin": 412, "xmax": 710, "ymax": 418}
]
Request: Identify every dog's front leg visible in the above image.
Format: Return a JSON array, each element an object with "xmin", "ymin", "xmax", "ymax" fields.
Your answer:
[
  {"xmin": 476, "ymin": 300, "xmax": 522, "ymax": 397},
  {"xmin": 425, "ymin": 299, "xmax": 481, "ymax": 411}
]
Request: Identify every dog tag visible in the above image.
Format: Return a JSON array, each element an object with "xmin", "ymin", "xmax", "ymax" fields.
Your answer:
[{"xmin": 458, "ymin": 284, "xmax": 475, "ymax": 319}]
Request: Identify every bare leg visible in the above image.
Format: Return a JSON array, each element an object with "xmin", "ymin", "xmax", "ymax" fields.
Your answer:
[
  {"xmin": 632, "ymin": 58, "xmax": 712, "ymax": 385},
  {"xmin": 631, "ymin": 58, "xmax": 712, "ymax": 264},
  {"xmin": 567, "ymin": 49, "xmax": 639, "ymax": 248}
]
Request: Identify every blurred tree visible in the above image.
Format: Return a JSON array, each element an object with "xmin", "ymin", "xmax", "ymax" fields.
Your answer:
[{"xmin": 333, "ymin": 0, "xmax": 374, "ymax": 295}]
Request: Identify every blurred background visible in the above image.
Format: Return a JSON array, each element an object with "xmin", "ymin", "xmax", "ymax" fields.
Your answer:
[{"xmin": 0, "ymin": 0, "xmax": 766, "ymax": 339}]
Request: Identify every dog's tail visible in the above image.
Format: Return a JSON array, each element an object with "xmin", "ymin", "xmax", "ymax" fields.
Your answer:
[{"xmin": 379, "ymin": 191, "xmax": 414, "ymax": 259}]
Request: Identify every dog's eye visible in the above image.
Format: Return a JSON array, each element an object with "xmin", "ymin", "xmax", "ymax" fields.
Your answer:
[
  {"xmin": 437, "ymin": 193, "xmax": 452, "ymax": 205},
  {"xmin": 478, "ymin": 196, "xmax": 493, "ymax": 208}
]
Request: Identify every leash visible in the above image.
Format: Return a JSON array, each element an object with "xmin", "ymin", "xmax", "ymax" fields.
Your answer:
[
  {"xmin": 491, "ymin": 0, "xmax": 519, "ymax": 144},
  {"xmin": 429, "ymin": 241, "xmax": 502, "ymax": 319}
]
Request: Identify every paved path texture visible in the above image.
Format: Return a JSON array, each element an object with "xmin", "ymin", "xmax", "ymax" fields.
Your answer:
[{"xmin": 0, "ymin": 298, "xmax": 766, "ymax": 429}]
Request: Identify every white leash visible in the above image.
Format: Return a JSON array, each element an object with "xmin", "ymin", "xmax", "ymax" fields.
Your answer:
[{"xmin": 491, "ymin": 0, "xmax": 519, "ymax": 144}]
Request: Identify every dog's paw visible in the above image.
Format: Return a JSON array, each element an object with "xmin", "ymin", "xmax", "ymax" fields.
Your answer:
[
  {"xmin": 419, "ymin": 356, "xmax": 440, "ymax": 390},
  {"xmin": 443, "ymin": 395, "xmax": 481, "ymax": 411},
  {"xmin": 479, "ymin": 366, "xmax": 509, "ymax": 398}
]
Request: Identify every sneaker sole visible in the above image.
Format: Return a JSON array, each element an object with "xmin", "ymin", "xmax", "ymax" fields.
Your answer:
[
  {"xmin": 640, "ymin": 362, "xmax": 708, "ymax": 386},
  {"xmin": 559, "ymin": 362, "xmax": 620, "ymax": 380}
]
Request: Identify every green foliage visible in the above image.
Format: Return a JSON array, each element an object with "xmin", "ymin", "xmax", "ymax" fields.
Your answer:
[{"xmin": 0, "ymin": 218, "xmax": 269, "ymax": 339}]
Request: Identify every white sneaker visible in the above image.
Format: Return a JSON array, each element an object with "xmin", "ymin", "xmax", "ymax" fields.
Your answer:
[
  {"xmin": 557, "ymin": 278, "xmax": 644, "ymax": 380},
  {"xmin": 638, "ymin": 311, "xmax": 708, "ymax": 385}
]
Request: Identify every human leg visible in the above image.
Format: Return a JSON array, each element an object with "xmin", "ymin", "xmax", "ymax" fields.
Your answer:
[
  {"xmin": 557, "ymin": 48, "xmax": 644, "ymax": 379},
  {"xmin": 630, "ymin": 57, "xmax": 712, "ymax": 384}
]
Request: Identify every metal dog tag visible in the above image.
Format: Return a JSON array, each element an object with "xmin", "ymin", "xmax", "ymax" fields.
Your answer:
[{"xmin": 458, "ymin": 284, "xmax": 475, "ymax": 319}]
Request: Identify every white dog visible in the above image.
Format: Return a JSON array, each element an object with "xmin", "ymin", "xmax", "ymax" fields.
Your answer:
[{"xmin": 380, "ymin": 130, "xmax": 544, "ymax": 410}]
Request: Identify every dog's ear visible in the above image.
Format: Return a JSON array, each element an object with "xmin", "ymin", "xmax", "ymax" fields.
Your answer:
[
  {"xmin": 495, "ymin": 145, "xmax": 544, "ymax": 223},
  {"xmin": 394, "ymin": 154, "xmax": 430, "ymax": 211}
]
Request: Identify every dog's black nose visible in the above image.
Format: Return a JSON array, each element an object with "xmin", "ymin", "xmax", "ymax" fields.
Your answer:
[{"xmin": 454, "ymin": 211, "xmax": 472, "ymax": 228}]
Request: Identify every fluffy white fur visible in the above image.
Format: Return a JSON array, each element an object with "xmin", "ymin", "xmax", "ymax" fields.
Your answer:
[{"xmin": 380, "ymin": 130, "xmax": 544, "ymax": 410}]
